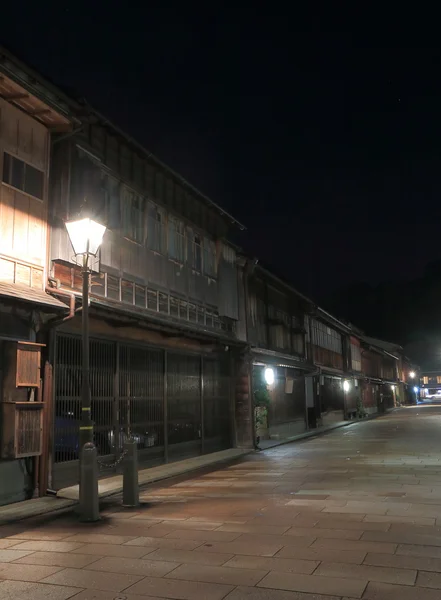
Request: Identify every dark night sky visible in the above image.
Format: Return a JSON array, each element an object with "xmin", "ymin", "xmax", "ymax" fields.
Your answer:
[{"xmin": 2, "ymin": 5, "xmax": 441, "ymax": 303}]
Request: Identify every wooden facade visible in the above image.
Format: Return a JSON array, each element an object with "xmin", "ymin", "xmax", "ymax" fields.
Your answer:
[
  {"xmin": 49, "ymin": 124, "xmax": 240, "ymax": 328},
  {"xmin": 0, "ymin": 97, "xmax": 49, "ymax": 286},
  {"xmin": 0, "ymin": 53, "xmax": 74, "ymax": 505},
  {"xmin": 44, "ymin": 102, "xmax": 248, "ymax": 490}
]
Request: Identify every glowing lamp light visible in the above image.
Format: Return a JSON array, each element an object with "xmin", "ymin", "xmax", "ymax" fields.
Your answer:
[
  {"xmin": 343, "ymin": 380, "xmax": 350, "ymax": 392},
  {"xmin": 409, "ymin": 371, "xmax": 416, "ymax": 379},
  {"xmin": 391, "ymin": 385, "xmax": 395, "ymax": 391},
  {"xmin": 413, "ymin": 386, "xmax": 419, "ymax": 393},
  {"xmin": 264, "ymin": 367, "xmax": 275, "ymax": 385},
  {"xmin": 66, "ymin": 217, "xmax": 106, "ymax": 257}
]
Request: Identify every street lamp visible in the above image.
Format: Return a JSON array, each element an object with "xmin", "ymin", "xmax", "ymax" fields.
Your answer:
[
  {"xmin": 409, "ymin": 371, "xmax": 416, "ymax": 379},
  {"xmin": 65, "ymin": 217, "xmax": 106, "ymax": 522}
]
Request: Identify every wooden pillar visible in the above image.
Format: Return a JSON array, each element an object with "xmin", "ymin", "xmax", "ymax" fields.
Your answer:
[
  {"xmin": 234, "ymin": 351, "xmax": 254, "ymax": 448},
  {"xmin": 39, "ymin": 361, "xmax": 53, "ymax": 496}
]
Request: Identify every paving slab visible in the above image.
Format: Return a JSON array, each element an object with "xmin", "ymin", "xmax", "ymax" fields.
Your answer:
[
  {"xmin": 224, "ymin": 586, "xmax": 341, "ymax": 600},
  {"xmin": 0, "ymin": 581, "xmax": 80, "ymax": 600},
  {"xmin": 41, "ymin": 567, "xmax": 143, "ymax": 592}
]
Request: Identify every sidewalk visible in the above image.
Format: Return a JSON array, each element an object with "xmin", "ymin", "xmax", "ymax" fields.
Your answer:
[
  {"xmin": 0, "ymin": 448, "xmax": 252, "ymax": 526},
  {"xmin": 0, "ymin": 412, "xmax": 392, "ymax": 526},
  {"xmin": 57, "ymin": 448, "xmax": 253, "ymax": 501}
]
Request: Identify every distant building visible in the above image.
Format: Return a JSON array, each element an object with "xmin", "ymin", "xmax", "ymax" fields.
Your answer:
[{"xmin": 419, "ymin": 371, "xmax": 441, "ymax": 400}]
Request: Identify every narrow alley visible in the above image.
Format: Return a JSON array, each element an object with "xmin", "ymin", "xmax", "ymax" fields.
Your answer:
[{"xmin": 2, "ymin": 407, "xmax": 441, "ymax": 599}]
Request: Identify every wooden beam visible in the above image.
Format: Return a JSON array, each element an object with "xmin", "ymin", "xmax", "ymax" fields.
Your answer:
[
  {"xmin": 30, "ymin": 108, "xmax": 51, "ymax": 116},
  {"xmin": 3, "ymin": 92, "xmax": 29, "ymax": 100}
]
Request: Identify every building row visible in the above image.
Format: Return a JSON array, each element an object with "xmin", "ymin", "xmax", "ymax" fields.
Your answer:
[{"xmin": 0, "ymin": 49, "xmax": 418, "ymax": 505}]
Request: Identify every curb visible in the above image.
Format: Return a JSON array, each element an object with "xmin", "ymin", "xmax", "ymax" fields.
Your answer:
[{"xmin": 257, "ymin": 408, "xmax": 396, "ymax": 452}]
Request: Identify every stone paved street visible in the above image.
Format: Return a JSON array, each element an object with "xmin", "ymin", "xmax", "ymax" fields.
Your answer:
[{"xmin": 3, "ymin": 406, "xmax": 441, "ymax": 599}]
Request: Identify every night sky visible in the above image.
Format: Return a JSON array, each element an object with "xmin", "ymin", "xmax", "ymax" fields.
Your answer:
[{"xmin": 2, "ymin": 6, "xmax": 441, "ymax": 304}]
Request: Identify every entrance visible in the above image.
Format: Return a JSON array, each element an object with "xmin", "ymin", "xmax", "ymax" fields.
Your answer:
[
  {"xmin": 52, "ymin": 333, "xmax": 231, "ymax": 489},
  {"xmin": 320, "ymin": 376, "xmax": 345, "ymax": 426}
]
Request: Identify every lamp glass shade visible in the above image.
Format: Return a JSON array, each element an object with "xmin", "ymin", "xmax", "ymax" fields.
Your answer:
[
  {"xmin": 66, "ymin": 218, "xmax": 106, "ymax": 256},
  {"xmin": 264, "ymin": 367, "xmax": 275, "ymax": 385}
]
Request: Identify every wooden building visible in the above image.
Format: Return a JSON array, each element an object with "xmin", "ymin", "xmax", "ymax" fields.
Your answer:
[
  {"xmin": 0, "ymin": 48, "xmax": 73, "ymax": 504},
  {"xmin": 46, "ymin": 97, "xmax": 247, "ymax": 490},
  {"xmin": 237, "ymin": 259, "xmax": 313, "ymax": 443}
]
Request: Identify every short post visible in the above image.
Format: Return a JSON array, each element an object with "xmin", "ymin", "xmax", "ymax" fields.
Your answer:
[
  {"xmin": 79, "ymin": 443, "xmax": 99, "ymax": 522},
  {"xmin": 123, "ymin": 439, "xmax": 139, "ymax": 507}
]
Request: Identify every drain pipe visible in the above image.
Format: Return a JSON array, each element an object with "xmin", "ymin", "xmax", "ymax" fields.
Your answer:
[{"xmin": 43, "ymin": 288, "xmax": 82, "ymax": 330}]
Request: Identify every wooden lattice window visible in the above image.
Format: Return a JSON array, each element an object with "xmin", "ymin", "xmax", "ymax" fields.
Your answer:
[
  {"xmin": 1, "ymin": 403, "xmax": 43, "ymax": 458},
  {"xmin": 16, "ymin": 342, "xmax": 43, "ymax": 388},
  {"xmin": 16, "ymin": 403, "xmax": 43, "ymax": 457}
]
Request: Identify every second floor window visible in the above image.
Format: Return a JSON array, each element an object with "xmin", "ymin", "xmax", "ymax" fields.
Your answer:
[
  {"xmin": 351, "ymin": 342, "xmax": 362, "ymax": 372},
  {"xmin": 168, "ymin": 216, "xmax": 186, "ymax": 262},
  {"xmin": 147, "ymin": 203, "xmax": 166, "ymax": 253},
  {"xmin": 122, "ymin": 188, "xmax": 144, "ymax": 243},
  {"xmin": 193, "ymin": 234, "xmax": 202, "ymax": 271},
  {"xmin": 270, "ymin": 324, "xmax": 291, "ymax": 350},
  {"xmin": 311, "ymin": 320, "xmax": 342, "ymax": 355},
  {"xmin": 204, "ymin": 239, "xmax": 216, "ymax": 278},
  {"xmin": 2, "ymin": 152, "xmax": 44, "ymax": 200},
  {"xmin": 103, "ymin": 175, "xmax": 120, "ymax": 229},
  {"xmin": 292, "ymin": 333, "xmax": 304, "ymax": 355}
]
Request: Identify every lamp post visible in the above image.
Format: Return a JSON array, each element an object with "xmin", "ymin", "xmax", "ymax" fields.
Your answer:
[{"xmin": 65, "ymin": 217, "xmax": 106, "ymax": 521}]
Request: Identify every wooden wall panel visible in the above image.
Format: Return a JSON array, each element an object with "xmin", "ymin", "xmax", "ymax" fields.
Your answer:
[
  {"xmin": 0, "ymin": 100, "xmax": 18, "ymax": 152},
  {"xmin": 0, "ymin": 98, "xmax": 48, "ymax": 171},
  {"xmin": 17, "ymin": 114, "xmax": 33, "ymax": 164},
  {"xmin": 0, "ymin": 98, "xmax": 49, "ymax": 276},
  {"xmin": 27, "ymin": 197, "xmax": 45, "ymax": 265},
  {"xmin": 0, "ymin": 185, "xmax": 46, "ymax": 268},
  {"xmin": 0, "ymin": 185, "xmax": 15, "ymax": 253},
  {"xmin": 13, "ymin": 191, "xmax": 30, "ymax": 257}
]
